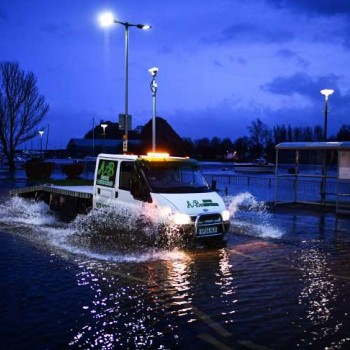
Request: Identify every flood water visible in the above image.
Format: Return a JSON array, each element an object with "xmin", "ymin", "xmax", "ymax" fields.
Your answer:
[{"xmin": 1, "ymin": 171, "xmax": 350, "ymax": 349}]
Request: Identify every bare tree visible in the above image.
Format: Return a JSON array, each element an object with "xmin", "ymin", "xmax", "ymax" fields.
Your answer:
[
  {"xmin": 247, "ymin": 118, "xmax": 271, "ymax": 158},
  {"xmin": 0, "ymin": 61, "xmax": 49, "ymax": 170}
]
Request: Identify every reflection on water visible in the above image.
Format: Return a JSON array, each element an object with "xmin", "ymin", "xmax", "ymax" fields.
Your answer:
[
  {"xmin": 165, "ymin": 254, "xmax": 193, "ymax": 319},
  {"xmin": 70, "ymin": 259, "xmax": 179, "ymax": 349},
  {"xmin": 216, "ymin": 248, "xmax": 237, "ymax": 324},
  {"xmin": 2, "ymin": 192, "xmax": 350, "ymax": 349},
  {"xmin": 297, "ymin": 246, "xmax": 339, "ymax": 348},
  {"xmin": 67, "ymin": 248, "xmax": 243, "ymax": 349}
]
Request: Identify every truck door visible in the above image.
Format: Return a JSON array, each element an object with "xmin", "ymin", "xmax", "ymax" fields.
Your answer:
[
  {"xmin": 119, "ymin": 160, "xmax": 152, "ymax": 203},
  {"xmin": 117, "ymin": 161, "xmax": 135, "ymax": 204},
  {"xmin": 94, "ymin": 158, "xmax": 118, "ymax": 209}
]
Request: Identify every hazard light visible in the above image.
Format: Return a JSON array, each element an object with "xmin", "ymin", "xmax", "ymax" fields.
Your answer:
[{"xmin": 147, "ymin": 152, "xmax": 169, "ymax": 158}]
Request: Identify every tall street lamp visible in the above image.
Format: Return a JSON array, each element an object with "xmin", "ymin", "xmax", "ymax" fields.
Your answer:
[
  {"xmin": 320, "ymin": 88, "xmax": 334, "ymax": 204},
  {"xmin": 39, "ymin": 130, "xmax": 44, "ymax": 158},
  {"xmin": 99, "ymin": 12, "xmax": 151, "ymax": 153},
  {"xmin": 320, "ymin": 89, "xmax": 334, "ymax": 141},
  {"xmin": 149, "ymin": 67, "xmax": 159, "ymax": 153},
  {"xmin": 101, "ymin": 123, "xmax": 108, "ymax": 152}
]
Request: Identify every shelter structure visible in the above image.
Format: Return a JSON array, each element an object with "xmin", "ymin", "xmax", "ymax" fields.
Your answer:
[{"xmin": 275, "ymin": 142, "xmax": 350, "ymax": 214}]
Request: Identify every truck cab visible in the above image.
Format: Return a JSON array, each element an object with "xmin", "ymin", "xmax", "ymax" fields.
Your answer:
[{"xmin": 93, "ymin": 153, "xmax": 230, "ymax": 241}]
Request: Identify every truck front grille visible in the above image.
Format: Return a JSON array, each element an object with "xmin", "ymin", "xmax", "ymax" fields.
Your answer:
[{"xmin": 192, "ymin": 213, "xmax": 225, "ymax": 237}]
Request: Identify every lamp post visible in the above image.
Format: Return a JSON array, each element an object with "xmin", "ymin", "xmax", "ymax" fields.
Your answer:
[
  {"xmin": 320, "ymin": 88, "xmax": 334, "ymax": 204},
  {"xmin": 39, "ymin": 130, "xmax": 44, "ymax": 158},
  {"xmin": 101, "ymin": 123, "xmax": 108, "ymax": 152},
  {"xmin": 148, "ymin": 67, "xmax": 159, "ymax": 153},
  {"xmin": 320, "ymin": 89, "xmax": 334, "ymax": 141},
  {"xmin": 92, "ymin": 118, "xmax": 95, "ymax": 156},
  {"xmin": 99, "ymin": 12, "xmax": 151, "ymax": 153}
]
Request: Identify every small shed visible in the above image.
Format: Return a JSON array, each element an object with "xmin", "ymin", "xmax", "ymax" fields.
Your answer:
[{"xmin": 275, "ymin": 142, "xmax": 350, "ymax": 214}]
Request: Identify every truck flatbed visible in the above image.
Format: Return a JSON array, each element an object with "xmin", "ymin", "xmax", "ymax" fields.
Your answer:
[
  {"xmin": 10, "ymin": 185, "xmax": 93, "ymax": 199},
  {"xmin": 10, "ymin": 185, "xmax": 93, "ymax": 218}
]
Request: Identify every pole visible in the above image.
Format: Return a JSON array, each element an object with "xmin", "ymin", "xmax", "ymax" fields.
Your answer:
[
  {"xmin": 45, "ymin": 123, "xmax": 49, "ymax": 156},
  {"xmin": 152, "ymin": 92, "xmax": 156, "ymax": 152},
  {"xmin": 40, "ymin": 135, "xmax": 43, "ymax": 159},
  {"xmin": 124, "ymin": 25, "xmax": 129, "ymax": 153},
  {"xmin": 149, "ymin": 67, "xmax": 158, "ymax": 153},
  {"xmin": 151, "ymin": 82, "xmax": 157, "ymax": 152},
  {"xmin": 323, "ymin": 98, "xmax": 328, "ymax": 141},
  {"xmin": 321, "ymin": 97, "xmax": 328, "ymax": 204},
  {"xmin": 92, "ymin": 118, "xmax": 95, "ymax": 156},
  {"xmin": 38, "ymin": 131, "xmax": 44, "ymax": 159}
]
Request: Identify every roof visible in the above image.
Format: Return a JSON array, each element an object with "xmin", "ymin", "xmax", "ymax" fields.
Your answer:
[{"xmin": 275, "ymin": 142, "xmax": 350, "ymax": 150}]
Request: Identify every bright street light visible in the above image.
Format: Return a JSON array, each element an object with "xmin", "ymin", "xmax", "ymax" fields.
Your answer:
[
  {"xmin": 99, "ymin": 12, "xmax": 114, "ymax": 27},
  {"xmin": 100, "ymin": 123, "xmax": 108, "ymax": 136},
  {"xmin": 99, "ymin": 11, "xmax": 151, "ymax": 153},
  {"xmin": 320, "ymin": 89, "xmax": 334, "ymax": 100},
  {"xmin": 148, "ymin": 67, "xmax": 159, "ymax": 152}
]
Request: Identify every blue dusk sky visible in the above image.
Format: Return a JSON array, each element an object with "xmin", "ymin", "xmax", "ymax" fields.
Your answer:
[{"xmin": 1, "ymin": 0, "xmax": 350, "ymax": 149}]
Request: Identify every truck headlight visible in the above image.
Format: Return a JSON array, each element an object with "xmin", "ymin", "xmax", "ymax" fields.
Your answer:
[
  {"xmin": 221, "ymin": 210, "xmax": 230, "ymax": 221},
  {"xmin": 173, "ymin": 213, "xmax": 192, "ymax": 225}
]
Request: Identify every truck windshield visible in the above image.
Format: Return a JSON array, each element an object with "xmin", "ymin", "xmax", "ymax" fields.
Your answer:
[{"xmin": 142, "ymin": 162, "xmax": 211, "ymax": 193}]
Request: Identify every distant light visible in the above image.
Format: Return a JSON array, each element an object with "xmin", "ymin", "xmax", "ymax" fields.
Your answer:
[
  {"xmin": 39, "ymin": 130, "xmax": 44, "ymax": 137},
  {"xmin": 101, "ymin": 123, "xmax": 108, "ymax": 129},
  {"xmin": 99, "ymin": 12, "xmax": 115, "ymax": 27},
  {"xmin": 140, "ymin": 24, "xmax": 151, "ymax": 30},
  {"xmin": 320, "ymin": 89, "xmax": 334, "ymax": 100}
]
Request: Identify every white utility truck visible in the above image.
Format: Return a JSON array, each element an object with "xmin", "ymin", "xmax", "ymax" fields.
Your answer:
[{"xmin": 10, "ymin": 153, "xmax": 230, "ymax": 241}]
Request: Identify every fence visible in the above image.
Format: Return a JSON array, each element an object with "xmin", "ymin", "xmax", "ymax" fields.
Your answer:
[{"xmin": 204, "ymin": 173, "xmax": 350, "ymax": 208}]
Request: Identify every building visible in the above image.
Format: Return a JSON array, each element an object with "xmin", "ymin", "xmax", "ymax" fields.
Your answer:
[{"xmin": 67, "ymin": 139, "xmax": 141, "ymax": 158}]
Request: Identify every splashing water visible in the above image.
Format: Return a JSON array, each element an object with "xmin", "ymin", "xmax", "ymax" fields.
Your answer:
[
  {"xmin": 225, "ymin": 192, "xmax": 266, "ymax": 217},
  {"xmin": 0, "ymin": 197, "xmax": 192, "ymax": 261},
  {"xmin": 68, "ymin": 205, "xmax": 158, "ymax": 253},
  {"xmin": 68, "ymin": 203, "xmax": 196, "ymax": 253},
  {"xmin": 0, "ymin": 196, "xmax": 58, "ymax": 226},
  {"xmin": 224, "ymin": 192, "xmax": 284, "ymax": 239}
]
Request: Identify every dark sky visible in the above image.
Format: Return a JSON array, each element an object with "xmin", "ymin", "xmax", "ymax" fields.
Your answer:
[{"xmin": 1, "ymin": 0, "xmax": 350, "ymax": 149}]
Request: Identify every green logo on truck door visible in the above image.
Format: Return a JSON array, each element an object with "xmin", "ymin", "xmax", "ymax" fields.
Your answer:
[
  {"xmin": 96, "ymin": 160, "xmax": 117, "ymax": 187},
  {"xmin": 187, "ymin": 199, "xmax": 219, "ymax": 208}
]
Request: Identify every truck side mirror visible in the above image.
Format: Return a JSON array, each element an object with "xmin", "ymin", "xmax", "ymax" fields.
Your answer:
[{"xmin": 130, "ymin": 177, "xmax": 152, "ymax": 203}]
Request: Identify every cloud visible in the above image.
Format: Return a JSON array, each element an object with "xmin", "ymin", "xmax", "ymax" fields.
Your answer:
[
  {"xmin": 220, "ymin": 22, "xmax": 293, "ymax": 43},
  {"xmin": 0, "ymin": 7, "xmax": 7, "ymax": 20},
  {"xmin": 39, "ymin": 22, "xmax": 73, "ymax": 39},
  {"xmin": 213, "ymin": 59, "xmax": 224, "ymax": 68},
  {"xmin": 260, "ymin": 73, "xmax": 350, "ymax": 135},
  {"xmin": 341, "ymin": 24, "xmax": 350, "ymax": 48},
  {"xmin": 229, "ymin": 56, "xmax": 247, "ymax": 65},
  {"xmin": 266, "ymin": 0, "xmax": 350, "ymax": 17},
  {"xmin": 261, "ymin": 73, "xmax": 340, "ymax": 100},
  {"xmin": 275, "ymin": 49, "xmax": 309, "ymax": 68}
]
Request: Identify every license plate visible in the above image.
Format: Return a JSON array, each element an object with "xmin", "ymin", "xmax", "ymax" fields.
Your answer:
[{"xmin": 198, "ymin": 227, "xmax": 218, "ymax": 235}]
